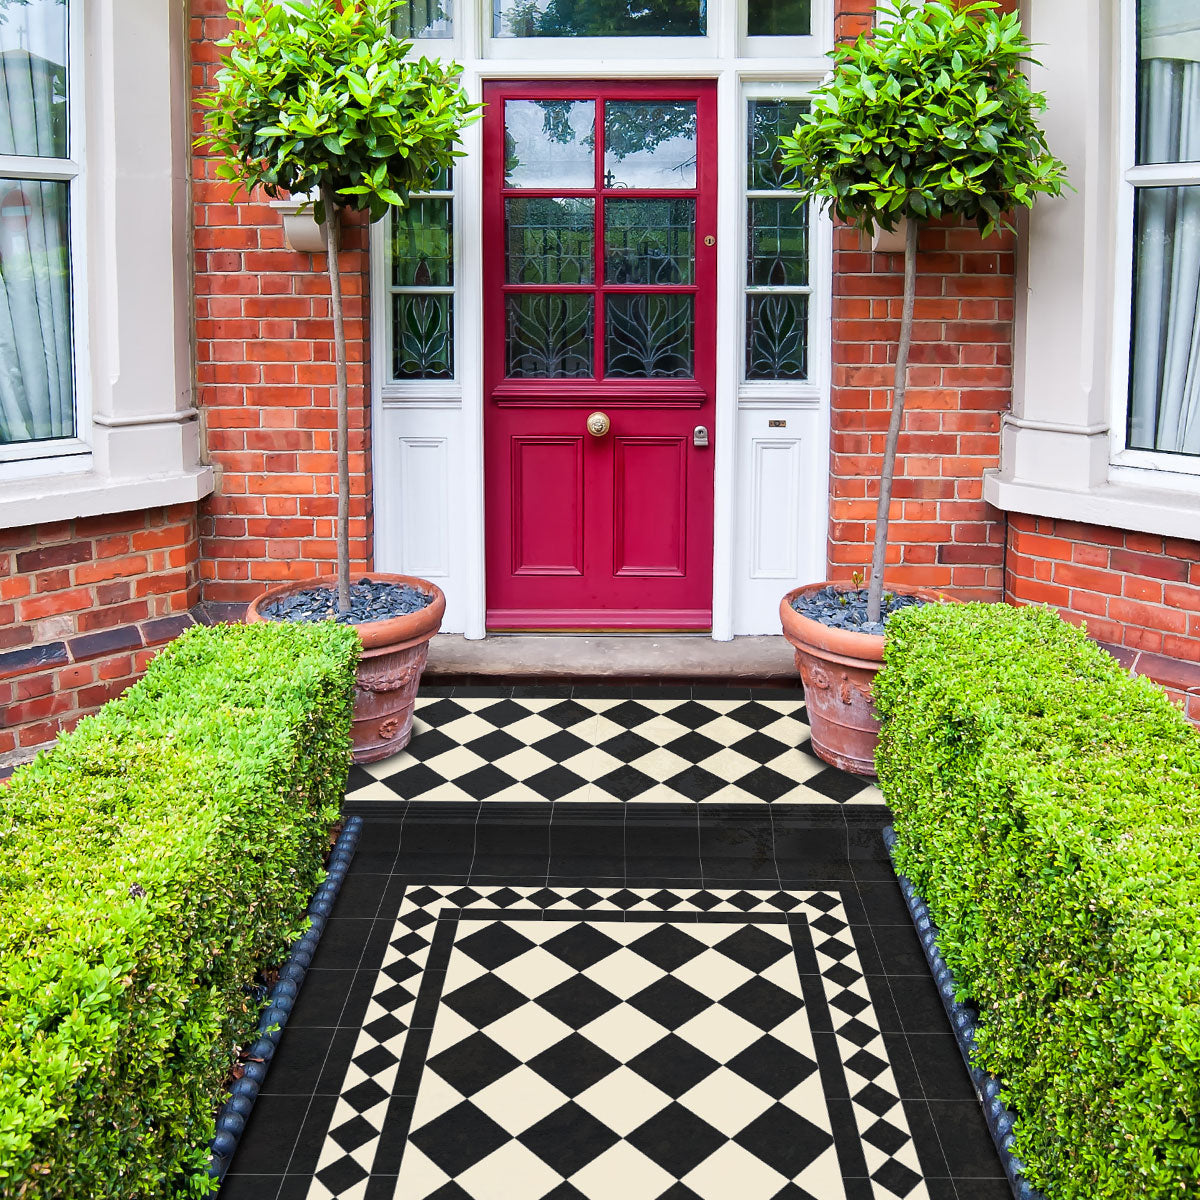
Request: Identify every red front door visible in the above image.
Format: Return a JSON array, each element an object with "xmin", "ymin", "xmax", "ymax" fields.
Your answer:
[{"xmin": 483, "ymin": 81, "xmax": 717, "ymax": 631}]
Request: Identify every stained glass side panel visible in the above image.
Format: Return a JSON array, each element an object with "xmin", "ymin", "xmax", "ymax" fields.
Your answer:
[
  {"xmin": 748, "ymin": 99, "xmax": 808, "ymax": 190},
  {"xmin": 493, "ymin": 0, "xmax": 705, "ymax": 37},
  {"xmin": 394, "ymin": 294, "xmax": 453, "ymax": 380},
  {"xmin": 392, "ymin": 199, "xmax": 452, "ymax": 288},
  {"xmin": 506, "ymin": 294, "xmax": 594, "ymax": 378},
  {"xmin": 505, "ymin": 100, "xmax": 595, "ymax": 188},
  {"xmin": 747, "ymin": 198, "xmax": 808, "ymax": 287},
  {"xmin": 393, "ymin": 0, "xmax": 453, "ymax": 38},
  {"xmin": 605, "ymin": 294, "xmax": 693, "ymax": 379},
  {"xmin": 748, "ymin": 0, "xmax": 811, "ymax": 36},
  {"xmin": 746, "ymin": 293, "xmax": 808, "ymax": 381},
  {"xmin": 604, "ymin": 101, "xmax": 697, "ymax": 189},
  {"xmin": 604, "ymin": 199, "xmax": 694, "ymax": 284},
  {"xmin": 506, "ymin": 198, "xmax": 595, "ymax": 284}
]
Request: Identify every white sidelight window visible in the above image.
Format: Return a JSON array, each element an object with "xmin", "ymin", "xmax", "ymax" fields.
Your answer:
[
  {"xmin": 1125, "ymin": 0, "xmax": 1200, "ymax": 461},
  {"xmin": 0, "ymin": 0, "xmax": 80, "ymax": 460}
]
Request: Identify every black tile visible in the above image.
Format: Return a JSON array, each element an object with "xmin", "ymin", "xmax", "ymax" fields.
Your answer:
[
  {"xmin": 627, "ymin": 1103, "xmax": 726, "ymax": 1176},
  {"xmin": 511, "ymin": 682, "xmax": 574, "ymax": 699},
  {"xmin": 415, "ymin": 681, "xmax": 455, "ymax": 696},
  {"xmin": 260, "ymin": 1026, "xmax": 337, "ymax": 1096},
  {"xmin": 856, "ymin": 879, "xmax": 913, "ymax": 925},
  {"xmin": 217, "ymin": 1175, "xmax": 284, "ymax": 1200},
  {"xmin": 523, "ymin": 764, "xmax": 589, "ymax": 801},
  {"xmin": 520, "ymin": 1101, "xmax": 621, "ymax": 1175},
  {"xmin": 391, "ymin": 854, "xmax": 474, "ymax": 879},
  {"xmin": 330, "ymin": 872, "xmax": 389, "ymax": 919},
  {"xmin": 309, "ymin": 918, "xmax": 376, "ymax": 970},
  {"xmin": 629, "ymin": 684, "xmax": 694, "ymax": 700},
  {"xmin": 382, "ymin": 762, "xmax": 450, "ymax": 800},
  {"xmin": 907, "ymin": 1032, "xmax": 977, "ymax": 1101},
  {"xmin": 727, "ymin": 1034, "xmax": 819, "ymax": 1098},
  {"xmin": 926, "ymin": 1101, "xmax": 1006, "ymax": 1177},
  {"xmin": 450, "ymin": 684, "xmax": 514, "ymax": 698},
  {"xmin": 948, "ymin": 1176, "xmax": 1014, "ymax": 1198},
  {"xmin": 895, "ymin": 1095, "xmax": 952, "ymax": 1180},
  {"xmin": 227, "ymin": 1094, "xmax": 311, "ymax": 1174},
  {"xmin": 873, "ymin": 927, "xmax": 933, "ymax": 976},
  {"xmin": 288, "ymin": 970, "xmax": 358, "ymax": 1028},
  {"xmin": 284, "ymin": 1094, "xmax": 340, "ymax": 1175},
  {"xmin": 691, "ymin": 683, "xmax": 753, "ymax": 700},
  {"xmin": 732, "ymin": 1102, "xmax": 836, "ymax": 1178},
  {"xmin": 627, "ymin": 1033, "xmax": 721, "ymax": 1098},
  {"xmin": 537, "ymin": 975, "xmax": 622, "ymax": 1029},
  {"xmin": 888, "ymin": 974, "xmax": 950, "ymax": 1036},
  {"xmin": 572, "ymin": 683, "xmax": 634, "ymax": 700},
  {"xmin": 548, "ymin": 820, "xmax": 626, "ymax": 878},
  {"xmin": 314, "ymin": 1026, "xmax": 361, "ymax": 1093},
  {"xmin": 528, "ymin": 1033, "xmax": 622, "ymax": 1097},
  {"xmin": 428, "ymin": 1031, "xmax": 520, "ymax": 1095},
  {"xmin": 628, "ymin": 976, "xmax": 711, "ymax": 1029},
  {"xmin": 397, "ymin": 816, "xmax": 479, "ymax": 855},
  {"xmin": 771, "ymin": 819, "xmax": 847, "ymax": 866},
  {"xmin": 921, "ymin": 1179, "xmax": 961, "ymax": 1200},
  {"xmin": 879, "ymin": 1032, "xmax": 924, "ymax": 1098},
  {"xmin": 409, "ymin": 1100, "xmax": 511, "ymax": 1174}
]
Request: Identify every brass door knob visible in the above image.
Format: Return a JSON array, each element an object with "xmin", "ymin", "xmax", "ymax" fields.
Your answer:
[{"xmin": 586, "ymin": 411, "xmax": 611, "ymax": 437}]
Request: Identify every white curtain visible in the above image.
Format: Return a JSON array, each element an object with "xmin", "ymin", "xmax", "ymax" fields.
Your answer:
[
  {"xmin": 0, "ymin": 2, "xmax": 73, "ymax": 446},
  {"xmin": 1130, "ymin": 53, "xmax": 1200, "ymax": 455}
]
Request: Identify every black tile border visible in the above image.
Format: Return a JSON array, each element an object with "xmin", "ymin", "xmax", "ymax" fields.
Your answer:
[
  {"xmin": 209, "ymin": 816, "xmax": 364, "ymax": 1186},
  {"xmin": 883, "ymin": 825, "xmax": 1044, "ymax": 1200}
]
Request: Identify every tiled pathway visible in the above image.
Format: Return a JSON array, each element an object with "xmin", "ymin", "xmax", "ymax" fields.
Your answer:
[
  {"xmin": 345, "ymin": 684, "xmax": 882, "ymax": 808},
  {"xmin": 223, "ymin": 685, "xmax": 1008, "ymax": 1200}
]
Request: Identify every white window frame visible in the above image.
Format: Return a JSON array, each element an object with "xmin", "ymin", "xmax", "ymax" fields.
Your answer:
[
  {"xmin": 0, "ymin": 0, "xmax": 89, "ymax": 472},
  {"xmin": 1109, "ymin": 0, "xmax": 1200, "ymax": 482}
]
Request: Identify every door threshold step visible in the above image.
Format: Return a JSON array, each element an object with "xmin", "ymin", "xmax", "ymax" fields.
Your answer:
[{"xmin": 425, "ymin": 632, "xmax": 795, "ymax": 681}]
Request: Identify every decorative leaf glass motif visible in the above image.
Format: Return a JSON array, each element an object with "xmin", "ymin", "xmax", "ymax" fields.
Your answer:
[
  {"xmin": 747, "ymin": 198, "xmax": 808, "ymax": 287},
  {"xmin": 493, "ymin": 0, "xmax": 705, "ymax": 38},
  {"xmin": 394, "ymin": 294, "xmax": 453, "ymax": 380},
  {"xmin": 392, "ymin": 199, "xmax": 452, "ymax": 287},
  {"xmin": 747, "ymin": 0, "xmax": 811, "ymax": 36},
  {"xmin": 604, "ymin": 101, "xmax": 697, "ymax": 188},
  {"xmin": 604, "ymin": 199, "xmax": 694, "ymax": 284},
  {"xmin": 506, "ymin": 294, "xmax": 594, "ymax": 378},
  {"xmin": 748, "ymin": 99, "xmax": 808, "ymax": 190},
  {"xmin": 746, "ymin": 294, "xmax": 807, "ymax": 380},
  {"xmin": 504, "ymin": 100, "xmax": 595, "ymax": 188},
  {"xmin": 605, "ymin": 294, "xmax": 693, "ymax": 378},
  {"xmin": 506, "ymin": 198, "xmax": 594, "ymax": 283}
]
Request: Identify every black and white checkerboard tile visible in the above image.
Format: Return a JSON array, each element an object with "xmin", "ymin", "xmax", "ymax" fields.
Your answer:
[
  {"xmin": 308, "ymin": 884, "xmax": 925, "ymax": 1200},
  {"xmin": 345, "ymin": 695, "xmax": 882, "ymax": 806}
]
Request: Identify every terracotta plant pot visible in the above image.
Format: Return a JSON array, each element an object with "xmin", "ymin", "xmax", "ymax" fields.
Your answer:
[
  {"xmin": 245, "ymin": 574, "xmax": 446, "ymax": 764},
  {"xmin": 780, "ymin": 580, "xmax": 945, "ymax": 777}
]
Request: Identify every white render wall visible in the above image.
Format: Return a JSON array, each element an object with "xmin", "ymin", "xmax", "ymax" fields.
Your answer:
[{"xmin": 371, "ymin": 1, "xmax": 835, "ymax": 637}]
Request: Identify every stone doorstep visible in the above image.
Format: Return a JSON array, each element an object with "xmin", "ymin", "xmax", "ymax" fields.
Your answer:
[{"xmin": 424, "ymin": 633, "xmax": 798, "ymax": 681}]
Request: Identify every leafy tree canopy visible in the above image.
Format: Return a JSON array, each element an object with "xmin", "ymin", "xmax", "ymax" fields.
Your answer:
[
  {"xmin": 197, "ymin": 0, "xmax": 478, "ymax": 223},
  {"xmin": 780, "ymin": 0, "xmax": 1067, "ymax": 236}
]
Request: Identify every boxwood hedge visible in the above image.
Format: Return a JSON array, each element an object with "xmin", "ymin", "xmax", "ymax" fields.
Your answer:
[
  {"xmin": 0, "ymin": 620, "xmax": 359, "ymax": 1198},
  {"xmin": 874, "ymin": 603, "xmax": 1200, "ymax": 1200}
]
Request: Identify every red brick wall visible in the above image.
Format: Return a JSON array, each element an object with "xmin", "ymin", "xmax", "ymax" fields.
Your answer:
[
  {"xmin": 1006, "ymin": 515, "xmax": 1200, "ymax": 720},
  {"xmin": 827, "ymin": 222, "xmax": 1011, "ymax": 598},
  {"xmin": 190, "ymin": 0, "xmax": 374, "ymax": 608},
  {"xmin": 0, "ymin": 506, "xmax": 201, "ymax": 762}
]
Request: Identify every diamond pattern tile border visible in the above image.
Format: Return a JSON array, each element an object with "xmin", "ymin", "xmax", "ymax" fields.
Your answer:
[
  {"xmin": 346, "ymin": 695, "xmax": 882, "ymax": 806},
  {"xmin": 306, "ymin": 884, "xmax": 925, "ymax": 1200}
]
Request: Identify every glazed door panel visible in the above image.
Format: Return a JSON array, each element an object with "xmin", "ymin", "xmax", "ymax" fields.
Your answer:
[{"xmin": 484, "ymin": 80, "xmax": 717, "ymax": 631}]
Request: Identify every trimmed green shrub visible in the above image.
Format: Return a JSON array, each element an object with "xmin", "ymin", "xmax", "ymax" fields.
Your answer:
[
  {"xmin": 875, "ymin": 603, "xmax": 1200, "ymax": 1199},
  {"xmin": 0, "ymin": 620, "xmax": 359, "ymax": 1198}
]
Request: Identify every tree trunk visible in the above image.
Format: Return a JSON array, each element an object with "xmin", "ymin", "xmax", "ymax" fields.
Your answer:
[
  {"xmin": 321, "ymin": 181, "xmax": 352, "ymax": 616},
  {"xmin": 866, "ymin": 217, "xmax": 920, "ymax": 624}
]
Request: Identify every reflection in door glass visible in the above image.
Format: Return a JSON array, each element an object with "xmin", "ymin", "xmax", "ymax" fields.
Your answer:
[
  {"xmin": 604, "ymin": 199, "xmax": 694, "ymax": 284},
  {"xmin": 506, "ymin": 294, "xmax": 594, "ymax": 377},
  {"xmin": 504, "ymin": 100, "xmax": 595, "ymax": 188},
  {"xmin": 493, "ymin": 0, "xmax": 705, "ymax": 37},
  {"xmin": 605, "ymin": 294, "xmax": 694, "ymax": 378},
  {"xmin": 604, "ymin": 101, "xmax": 697, "ymax": 188},
  {"xmin": 506, "ymin": 198, "xmax": 594, "ymax": 283}
]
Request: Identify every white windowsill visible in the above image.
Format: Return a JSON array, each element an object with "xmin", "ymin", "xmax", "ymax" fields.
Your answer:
[
  {"xmin": 983, "ymin": 469, "xmax": 1200, "ymax": 540},
  {"xmin": 0, "ymin": 464, "xmax": 215, "ymax": 528}
]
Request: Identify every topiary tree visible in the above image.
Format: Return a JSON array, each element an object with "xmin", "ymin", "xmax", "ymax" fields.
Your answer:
[
  {"xmin": 198, "ymin": 0, "xmax": 478, "ymax": 613},
  {"xmin": 780, "ymin": 0, "xmax": 1067, "ymax": 622}
]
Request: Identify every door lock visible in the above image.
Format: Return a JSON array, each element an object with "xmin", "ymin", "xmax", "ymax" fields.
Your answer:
[{"xmin": 693, "ymin": 425, "xmax": 709, "ymax": 448}]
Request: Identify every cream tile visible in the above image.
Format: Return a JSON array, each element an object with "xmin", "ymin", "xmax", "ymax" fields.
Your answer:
[
  {"xmin": 682, "ymin": 1140, "xmax": 788, "ymax": 1199},
  {"xmin": 679, "ymin": 1066, "xmax": 776, "ymax": 1136},
  {"xmin": 569, "ymin": 1140, "xmax": 675, "ymax": 1200},
  {"xmin": 575, "ymin": 1065, "xmax": 672, "ymax": 1137},
  {"xmin": 471, "ymin": 1065, "xmax": 570, "ymax": 1136}
]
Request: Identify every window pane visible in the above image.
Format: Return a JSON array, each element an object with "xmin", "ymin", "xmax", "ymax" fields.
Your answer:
[
  {"xmin": 505, "ymin": 100, "xmax": 595, "ymax": 189},
  {"xmin": 748, "ymin": 0, "xmax": 811, "ymax": 36},
  {"xmin": 393, "ymin": 294, "xmax": 453, "ymax": 380},
  {"xmin": 0, "ymin": 0, "xmax": 68, "ymax": 158},
  {"xmin": 748, "ymin": 100, "xmax": 808, "ymax": 190},
  {"xmin": 746, "ymin": 294, "xmax": 808, "ymax": 381},
  {"xmin": 507, "ymin": 198, "xmax": 594, "ymax": 283},
  {"xmin": 747, "ymin": 198, "xmax": 808, "ymax": 287},
  {"xmin": 0, "ymin": 180, "xmax": 74, "ymax": 444},
  {"xmin": 392, "ymin": 199, "xmax": 452, "ymax": 287},
  {"xmin": 1137, "ymin": 0, "xmax": 1200, "ymax": 165},
  {"xmin": 605, "ymin": 294, "xmax": 693, "ymax": 378},
  {"xmin": 604, "ymin": 101, "xmax": 697, "ymax": 189},
  {"xmin": 394, "ymin": 0, "xmax": 453, "ymax": 38},
  {"xmin": 1128, "ymin": 185, "xmax": 1200, "ymax": 454},
  {"xmin": 506, "ymin": 294, "xmax": 594, "ymax": 378},
  {"xmin": 493, "ymin": 0, "xmax": 705, "ymax": 37},
  {"xmin": 605, "ymin": 199, "xmax": 694, "ymax": 284}
]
